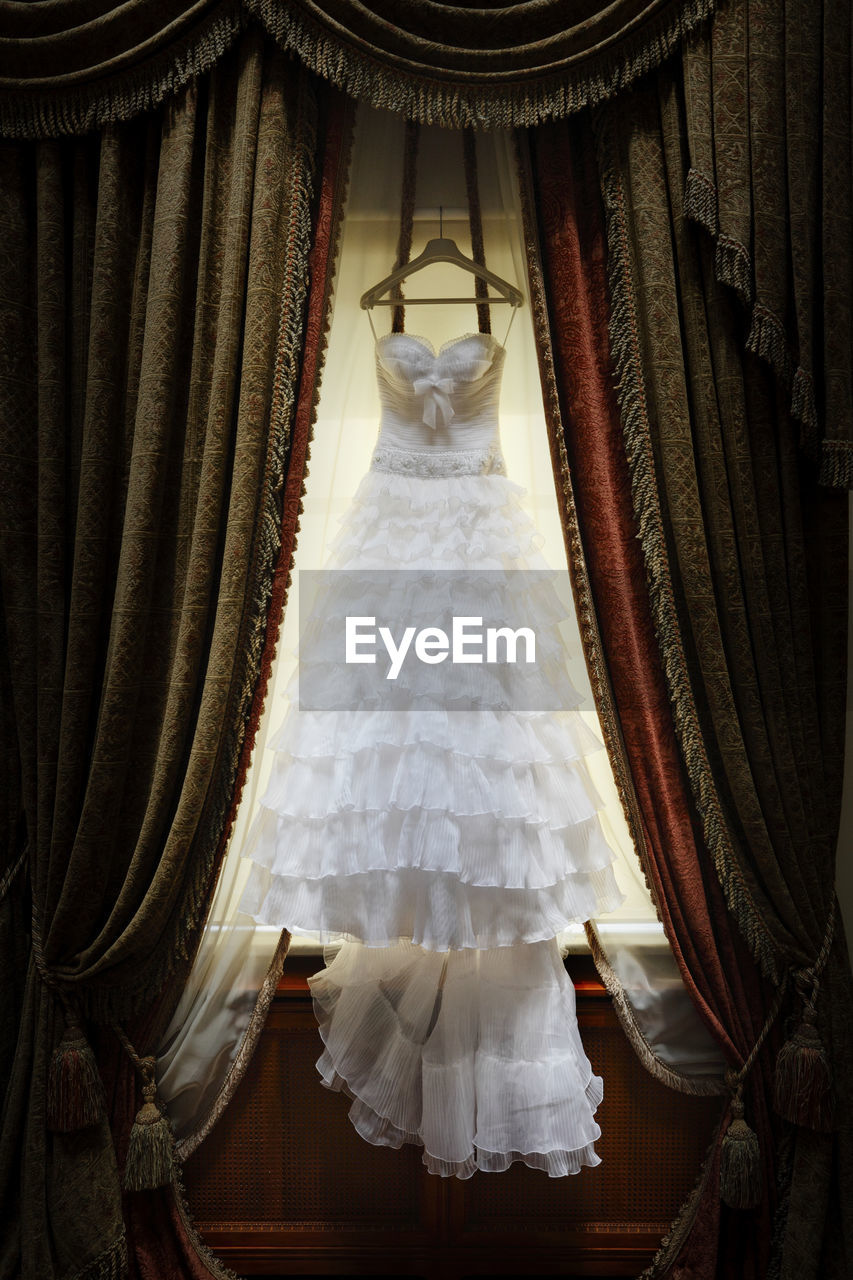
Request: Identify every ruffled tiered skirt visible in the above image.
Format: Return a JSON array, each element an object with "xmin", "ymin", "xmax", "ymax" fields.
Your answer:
[{"xmin": 240, "ymin": 461, "xmax": 625, "ymax": 1178}]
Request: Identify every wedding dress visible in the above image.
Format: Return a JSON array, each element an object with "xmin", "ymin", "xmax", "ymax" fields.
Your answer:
[{"xmin": 240, "ymin": 327, "xmax": 625, "ymax": 1178}]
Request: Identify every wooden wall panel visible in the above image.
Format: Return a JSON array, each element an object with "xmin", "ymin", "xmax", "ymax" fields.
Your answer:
[{"xmin": 183, "ymin": 956, "xmax": 722, "ymax": 1277}]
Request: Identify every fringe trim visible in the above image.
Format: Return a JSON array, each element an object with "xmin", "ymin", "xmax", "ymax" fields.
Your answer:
[
  {"xmin": 0, "ymin": 0, "xmax": 720, "ymax": 137},
  {"xmin": 0, "ymin": 4, "xmax": 246, "ymax": 139},
  {"xmin": 683, "ymin": 166, "xmax": 717, "ymax": 237},
  {"xmin": 594, "ymin": 107, "xmax": 783, "ymax": 985},
  {"xmin": 247, "ymin": 0, "xmax": 718, "ymax": 129},
  {"xmin": 818, "ymin": 438, "xmax": 853, "ymax": 488},
  {"xmin": 175, "ymin": 931, "xmax": 291, "ymax": 1161},
  {"xmin": 172, "ymin": 1166, "xmax": 241, "ymax": 1280},
  {"xmin": 746, "ymin": 303, "xmax": 793, "ymax": 384},
  {"xmin": 637, "ymin": 1120, "xmax": 723, "ymax": 1278},
  {"xmin": 68, "ymin": 1234, "xmax": 128, "ymax": 1280},
  {"xmin": 512, "ymin": 126, "xmax": 663, "ymax": 923},
  {"xmin": 682, "ymin": 166, "xmax": 828, "ymax": 475},
  {"xmin": 585, "ymin": 923, "xmax": 727, "ymax": 1097},
  {"xmin": 715, "ymin": 236, "xmax": 753, "ymax": 307}
]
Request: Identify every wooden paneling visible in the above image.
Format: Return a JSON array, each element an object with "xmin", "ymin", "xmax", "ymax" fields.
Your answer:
[{"xmin": 183, "ymin": 956, "xmax": 722, "ymax": 1277}]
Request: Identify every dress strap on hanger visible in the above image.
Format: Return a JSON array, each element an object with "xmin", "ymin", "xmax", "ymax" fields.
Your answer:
[
  {"xmin": 462, "ymin": 129, "xmax": 490, "ymax": 335},
  {"xmin": 389, "ymin": 121, "xmax": 493, "ymax": 336},
  {"xmin": 392, "ymin": 120, "xmax": 421, "ymax": 335},
  {"xmin": 501, "ymin": 302, "xmax": 517, "ymax": 348}
]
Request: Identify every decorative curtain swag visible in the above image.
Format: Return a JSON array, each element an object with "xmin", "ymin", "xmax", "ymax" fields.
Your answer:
[{"xmin": 0, "ymin": 0, "xmax": 721, "ymax": 136}]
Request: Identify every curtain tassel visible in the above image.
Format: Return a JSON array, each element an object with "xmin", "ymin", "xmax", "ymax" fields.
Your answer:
[
  {"xmin": 123, "ymin": 1054, "xmax": 176, "ymax": 1191},
  {"xmin": 47, "ymin": 1014, "xmax": 106, "ymax": 1131},
  {"xmin": 719, "ymin": 1071, "xmax": 762, "ymax": 1209},
  {"xmin": 773, "ymin": 902, "xmax": 836, "ymax": 1131},
  {"xmin": 773, "ymin": 1003, "xmax": 833, "ymax": 1130}
]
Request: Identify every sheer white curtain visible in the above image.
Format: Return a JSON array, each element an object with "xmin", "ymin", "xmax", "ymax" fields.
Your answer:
[{"xmin": 158, "ymin": 104, "xmax": 724, "ymax": 1157}]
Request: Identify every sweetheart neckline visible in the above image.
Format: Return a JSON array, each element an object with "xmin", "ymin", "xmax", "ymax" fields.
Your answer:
[{"xmin": 375, "ymin": 330, "xmax": 505, "ymax": 358}]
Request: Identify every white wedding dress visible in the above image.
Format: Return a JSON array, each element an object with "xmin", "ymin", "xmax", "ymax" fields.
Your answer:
[{"xmin": 240, "ymin": 328, "xmax": 625, "ymax": 1178}]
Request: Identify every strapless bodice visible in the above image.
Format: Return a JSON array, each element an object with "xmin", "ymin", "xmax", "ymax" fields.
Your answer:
[{"xmin": 370, "ymin": 331, "xmax": 507, "ymax": 478}]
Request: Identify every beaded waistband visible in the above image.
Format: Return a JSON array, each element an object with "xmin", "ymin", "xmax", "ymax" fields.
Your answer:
[{"xmin": 369, "ymin": 441, "xmax": 506, "ymax": 478}]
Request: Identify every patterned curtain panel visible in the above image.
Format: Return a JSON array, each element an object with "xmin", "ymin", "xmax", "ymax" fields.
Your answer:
[
  {"xmin": 680, "ymin": 0, "xmax": 852, "ymax": 486},
  {"xmin": 519, "ymin": 63, "xmax": 851, "ymax": 1280},
  {"xmin": 519, "ymin": 117, "xmax": 782, "ymax": 1278},
  {"xmin": 0, "ymin": 0, "xmax": 721, "ymax": 134},
  {"xmin": 0, "ymin": 30, "xmax": 351, "ymax": 1279}
]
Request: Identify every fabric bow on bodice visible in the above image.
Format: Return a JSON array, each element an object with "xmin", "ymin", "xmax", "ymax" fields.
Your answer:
[
  {"xmin": 412, "ymin": 373, "xmax": 457, "ymax": 429},
  {"xmin": 373, "ymin": 332, "xmax": 505, "ymax": 457}
]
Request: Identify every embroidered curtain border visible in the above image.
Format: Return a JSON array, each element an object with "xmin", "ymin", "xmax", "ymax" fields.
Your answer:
[{"xmin": 0, "ymin": 0, "xmax": 719, "ymax": 138}]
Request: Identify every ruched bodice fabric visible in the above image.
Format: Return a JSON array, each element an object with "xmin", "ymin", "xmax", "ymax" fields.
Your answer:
[
  {"xmin": 239, "ymin": 330, "xmax": 624, "ymax": 1179},
  {"xmin": 371, "ymin": 332, "xmax": 507, "ymax": 476}
]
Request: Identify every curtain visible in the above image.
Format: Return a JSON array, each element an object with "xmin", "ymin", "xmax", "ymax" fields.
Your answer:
[
  {"xmin": 591, "ymin": 72, "xmax": 852, "ymax": 1277},
  {"xmin": 0, "ymin": 0, "xmax": 721, "ymax": 135},
  {"xmin": 679, "ymin": 0, "xmax": 852, "ymax": 486},
  {"xmin": 519, "ymin": 55, "xmax": 852, "ymax": 1280},
  {"xmin": 521, "ymin": 114, "xmax": 781, "ymax": 1280},
  {"xmin": 0, "ymin": 28, "xmax": 350, "ymax": 1278}
]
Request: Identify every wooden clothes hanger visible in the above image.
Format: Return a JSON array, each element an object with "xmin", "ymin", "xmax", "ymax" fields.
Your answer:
[
  {"xmin": 360, "ymin": 206, "xmax": 523, "ymax": 311},
  {"xmin": 360, "ymin": 125, "xmax": 523, "ymax": 317}
]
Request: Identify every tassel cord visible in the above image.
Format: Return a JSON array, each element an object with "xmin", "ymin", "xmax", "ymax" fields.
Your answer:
[
  {"xmin": 773, "ymin": 897, "xmax": 837, "ymax": 1131},
  {"xmin": 31, "ymin": 908, "xmax": 107, "ymax": 1131},
  {"xmin": 719, "ymin": 975, "xmax": 788, "ymax": 1210},
  {"xmin": 112, "ymin": 1019, "xmax": 177, "ymax": 1191}
]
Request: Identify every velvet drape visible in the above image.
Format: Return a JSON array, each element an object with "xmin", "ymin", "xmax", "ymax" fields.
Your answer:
[
  {"xmin": 0, "ymin": 30, "xmax": 349, "ymax": 1279},
  {"xmin": 520, "ymin": 66, "xmax": 852, "ymax": 1278}
]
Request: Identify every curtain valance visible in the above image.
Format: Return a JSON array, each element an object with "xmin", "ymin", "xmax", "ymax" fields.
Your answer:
[{"xmin": 0, "ymin": 0, "xmax": 719, "ymax": 136}]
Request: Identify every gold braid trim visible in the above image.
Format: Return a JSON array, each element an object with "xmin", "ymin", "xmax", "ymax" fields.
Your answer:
[
  {"xmin": 585, "ymin": 923, "xmax": 727, "ymax": 1097},
  {"xmin": 593, "ymin": 102, "xmax": 783, "ymax": 984},
  {"xmin": 247, "ymin": 0, "xmax": 719, "ymax": 130},
  {"xmin": 174, "ymin": 931, "xmax": 291, "ymax": 1160}
]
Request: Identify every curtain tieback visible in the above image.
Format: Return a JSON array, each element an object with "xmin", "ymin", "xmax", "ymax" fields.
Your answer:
[
  {"xmin": 720, "ymin": 976, "xmax": 788, "ymax": 1210},
  {"xmin": 111, "ymin": 1021, "xmax": 177, "ymax": 1191},
  {"xmin": 31, "ymin": 909, "xmax": 106, "ymax": 1132},
  {"xmin": 773, "ymin": 896, "xmax": 836, "ymax": 1132}
]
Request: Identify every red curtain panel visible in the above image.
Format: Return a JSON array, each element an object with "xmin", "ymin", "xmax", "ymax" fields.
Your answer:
[{"xmin": 521, "ymin": 116, "xmax": 784, "ymax": 1280}]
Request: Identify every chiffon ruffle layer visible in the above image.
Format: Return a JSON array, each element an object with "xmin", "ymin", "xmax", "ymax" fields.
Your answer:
[
  {"xmin": 243, "ymin": 466, "xmax": 625, "ymax": 947},
  {"xmin": 309, "ymin": 937, "xmax": 604, "ymax": 1179},
  {"xmin": 239, "ymin": 384, "xmax": 624, "ymax": 1177}
]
